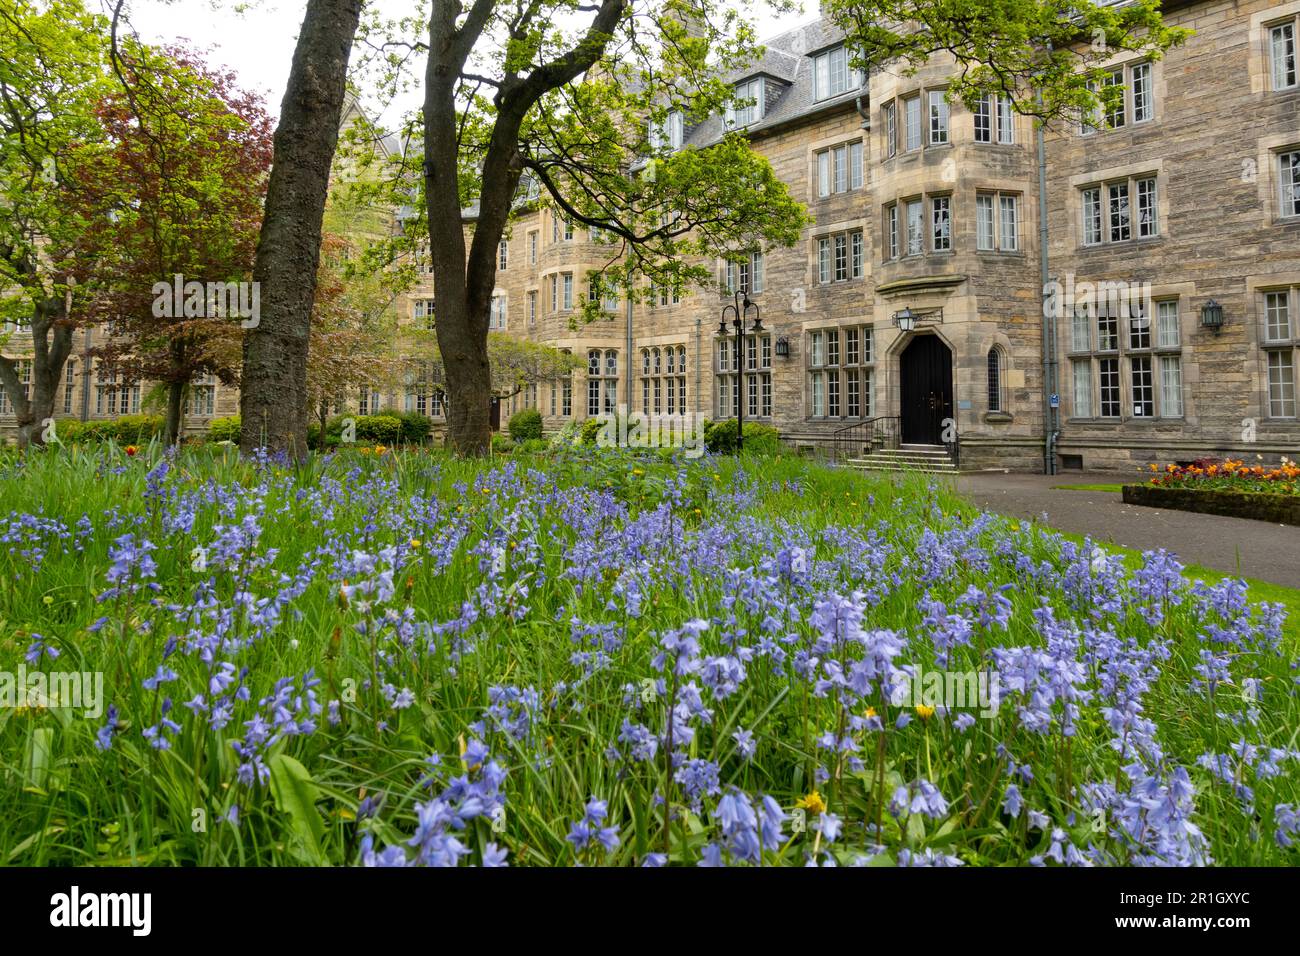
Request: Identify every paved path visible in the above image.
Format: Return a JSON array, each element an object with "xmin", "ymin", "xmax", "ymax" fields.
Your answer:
[{"xmin": 954, "ymin": 472, "xmax": 1300, "ymax": 590}]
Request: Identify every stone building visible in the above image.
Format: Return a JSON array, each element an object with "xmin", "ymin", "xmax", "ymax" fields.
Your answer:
[
  {"xmin": 446, "ymin": 0, "xmax": 1300, "ymax": 472},
  {"xmin": 6, "ymin": 1, "xmax": 1298, "ymax": 472}
]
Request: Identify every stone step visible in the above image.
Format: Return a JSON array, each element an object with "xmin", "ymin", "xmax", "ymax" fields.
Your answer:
[
  {"xmin": 865, "ymin": 451, "xmax": 952, "ymax": 461},
  {"xmin": 847, "ymin": 458, "xmax": 960, "ymax": 474}
]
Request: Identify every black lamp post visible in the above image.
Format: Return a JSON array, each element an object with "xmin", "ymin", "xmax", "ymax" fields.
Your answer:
[{"xmin": 717, "ymin": 287, "xmax": 763, "ymax": 453}]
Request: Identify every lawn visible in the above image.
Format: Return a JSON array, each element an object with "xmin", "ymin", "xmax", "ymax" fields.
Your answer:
[{"xmin": 0, "ymin": 443, "xmax": 1297, "ymax": 866}]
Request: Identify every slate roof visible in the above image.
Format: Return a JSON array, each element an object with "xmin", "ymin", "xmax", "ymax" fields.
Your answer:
[{"xmin": 682, "ymin": 15, "xmax": 866, "ymax": 149}]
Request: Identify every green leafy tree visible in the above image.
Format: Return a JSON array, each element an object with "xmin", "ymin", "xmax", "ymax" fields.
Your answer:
[
  {"xmin": 825, "ymin": 0, "xmax": 1189, "ymax": 120},
  {"xmin": 333, "ymin": 0, "xmax": 811, "ymax": 456},
  {"xmin": 0, "ymin": 0, "xmax": 109, "ymax": 449},
  {"xmin": 78, "ymin": 43, "xmax": 274, "ymax": 445}
]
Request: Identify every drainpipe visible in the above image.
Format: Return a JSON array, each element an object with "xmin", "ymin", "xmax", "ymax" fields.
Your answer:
[
  {"xmin": 1036, "ymin": 65, "xmax": 1058, "ymax": 476},
  {"xmin": 80, "ymin": 326, "xmax": 92, "ymax": 423},
  {"xmin": 855, "ymin": 66, "xmax": 871, "ymax": 130},
  {"xmin": 625, "ymin": 284, "xmax": 633, "ymax": 443},
  {"xmin": 694, "ymin": 317, "xmax": 702, "ymax": 418}
]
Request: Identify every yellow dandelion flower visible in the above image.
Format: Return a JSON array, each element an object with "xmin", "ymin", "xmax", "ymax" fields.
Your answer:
[
  {"xmin": 796, "ymin": 791, "xmax": 826, "ymax": 815},
  {"xmin": 915, "ymin": 704, "xmax": 936, "ymax": 720},
  {"xmin": 409, "ymin": 539, "xmax": 422, "ymax": 549}
]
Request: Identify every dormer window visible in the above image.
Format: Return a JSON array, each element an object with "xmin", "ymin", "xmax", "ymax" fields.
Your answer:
[
  {"xmin": 650, "ymin": 110, "xmax": 685, "ymax": 152},
  {"xmin": 812, "ymin": 44, "xmax": 862, "ymax": 101},
  {"xmin": 726, "ymin": 78, "xmax": 766, "ymax": 128}
]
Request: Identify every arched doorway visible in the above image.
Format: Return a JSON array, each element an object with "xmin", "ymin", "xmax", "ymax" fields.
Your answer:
[{"xmin": 899, "ymin": 334, "xmax": 954, "ymax": 445}]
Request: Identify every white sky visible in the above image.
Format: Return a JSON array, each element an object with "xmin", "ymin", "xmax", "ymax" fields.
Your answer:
[{"xmin": 124, "ymin": 0, "xmax": 815, "ymax": 129}]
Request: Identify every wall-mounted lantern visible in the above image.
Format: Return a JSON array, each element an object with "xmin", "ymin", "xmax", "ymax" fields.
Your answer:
[
  {"xmin": 1200, "ymin": 299, "xmax": 1225, "ymax": 333},
  {"xmin": 892, "ymin": 306, "xmax": 944, "ymax": 333}
]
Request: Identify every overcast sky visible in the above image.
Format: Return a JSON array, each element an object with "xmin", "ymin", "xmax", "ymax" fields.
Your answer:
[{"xmin": 125, "ymin": 0, "xmax": 814, "ymax": 129}]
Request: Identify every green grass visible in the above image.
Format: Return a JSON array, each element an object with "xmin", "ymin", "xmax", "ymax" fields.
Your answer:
[{"xmin": 0, "ymin": 441, "xmax": 1296, "ymax": 867}]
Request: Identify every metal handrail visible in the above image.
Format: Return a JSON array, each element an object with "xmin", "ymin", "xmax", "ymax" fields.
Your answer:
[
  {"xmin": 832, "ymin": 415, "xmax": 900, "ymax": 463},
  {"xmin": 832, "ymin": 415, "xmax": 960, "ymax": 469}
]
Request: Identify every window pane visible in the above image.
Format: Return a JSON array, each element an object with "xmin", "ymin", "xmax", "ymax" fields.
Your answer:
[
  {"xmin": 1272, "ymin": 23, "xmax": 1298, "ymax": 90},
  {"xmin": 1281, "ymin": 151, "xmax": 1300, "ymax": 218},
  {"xmin": 1071, "ymin": 308, "xmax": 1091, "ymax": 351},
  {"xmin": 1132, "ymin": 63, "xmax": 1152, "ymax": 122},
  {"xmin": 1104, "ymin": 69, "xmax": 1125, "ymax": 128},
  {"xmin": 997, "ymin": 95, "xmax": 1015, "ymax": 144},
  {"xmin": 907, "ymin": 200, "xmax": 923, "ymax": 254},
  {"xmin": 1099, "ymin": 357, "xmax": 1120, "ymax": 417},
  {"xmin": 986, "ymin": 349, "xmax": 1002, "ymax": 411},
  {"xmin": 974, "ymin": 94, "xmax": 991, "ymax": 143},
  {"xmin": 1072, "ymin": 359, "xmax": 1093, "ymax": 417},
  {"xmin": 976, "ymin": 195, "xmax": 994, "ymax": 250},
  {"xmin": 1136, "ymin": 177, "xmax": 1158, "ymax": 237},
  {"xmin": 932, "ymin": 197, "xmax": 951, "ymax": 251},
  {"xmin": 1109, "ymin": 183, "xmax": 1130, "ymax": 242},
  {"xmin": 1267, "ymin": 350, "xmax": 1297, "ymax": 417},
  {"xmin": 905, "ymin": 96, "xmax": 922, "ymax": 150},
  {"xmin": 1160, "ymin": 355, "xmax": 1183, "ymax": 417},
  {"xmin": 1082, "ymin": 188, "xmax": 1102, "ymax": 245},
  {"xmin": 999, "ymin": 195, "xmax": 1018, "ymax": 251},
  {"xmin": 928, "ymin": 91, "xmax": 949, "ymax": 144},
  {"xmin": 1157, "ymin": 301, "xmax": 1180, "ymax": 347},
  {"xmin": 1265, "ymin": 291, "xmax": 1292, "ymax": 341},
  {"xmin": 1130, "ymin": 356, "xmax": 1153, "ymax": 417}
]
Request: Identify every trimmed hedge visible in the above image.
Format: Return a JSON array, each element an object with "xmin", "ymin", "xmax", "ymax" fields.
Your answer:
[
  {"xmin": 56, "ymin": 414, "xmax": 164, "ymax": 445},
  {"xmin": 703, "ymin": 418, "xmax": 781, "ymax": 456},
  {"xmin": 307, "ymin": 413, "xmax": 432, "ymax": 449},
  {"xmin": 1122, "ymin": 484, "xmax": 1300, "ymax": 527},
  {"xmin": 207, "ymin": 416, "xmax": 241, "ymax": 443},
  {"xmin": 508, "ymin": 408, "xmax": 543, "ymax": 442}
]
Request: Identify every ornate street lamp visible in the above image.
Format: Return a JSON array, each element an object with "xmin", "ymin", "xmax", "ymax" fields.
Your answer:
[{"xmin": 717, "ymin": 288, "xmax": 762, "ymax": 453}]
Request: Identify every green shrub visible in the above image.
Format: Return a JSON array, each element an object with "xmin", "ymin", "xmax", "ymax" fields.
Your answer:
[
  {"xmin": 357, "ymin": 414, "xmax": 403, "ymax": 445},
  {"xmin": 517, "ymin": 438, "xmax": 548, "ymax": 454},
  {"xmin": 55, "ymin": 414, "xmax": 164, "ymax": 445},
  {"xmin": 579, "ymin": 417, "xmax": 605, "ymax": 445},
  {"xmin": 207, "ymin": 415, "xmax": 241, "ymax": 443},
  {"xmin": 508, "ymin": 408, "xmax": 543, "ymax": 442},
  {"xmin": 704, "ymin": 418, "xmax": 780, "ymax": 456},
  {"xmin": 491, "ymin": 433, "xmax": 515, "ymax": 454},
  {"xmin": 392, "ymin": 411, "xmax": 433, "ymax": 444},
  {"xmin": 549, "ymin": 420, "xmax": 583, "ymax": 447}
]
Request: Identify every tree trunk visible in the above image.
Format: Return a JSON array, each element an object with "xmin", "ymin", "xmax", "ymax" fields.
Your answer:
[
  {"xmin": 164, "ymin": 380, "xmax": 185, "ymax": 446},
  {"xmin": 239, "ymin": 0, "xmax": 361, "ymax": 460},
  {"xmin": 0, "ymin": 297, "xmax": 73, "ymax": 451},
  {"xmin": 439, "ymin": 309, "xmax": 493, "ymax": 456},
  {"xmin": 422, "ymin": 0, "xmax": 623, "ymax": 455}
]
